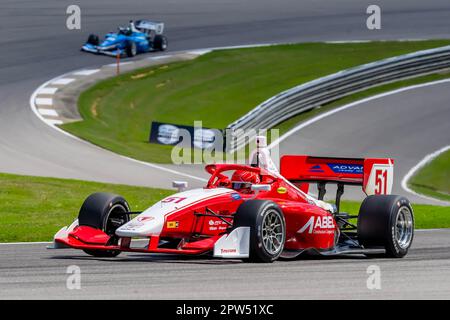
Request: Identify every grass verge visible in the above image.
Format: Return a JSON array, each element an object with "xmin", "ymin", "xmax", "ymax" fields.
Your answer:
[
  {"xmin": 0, "ymin": 172, "xmax": 448, "ymax": 242},
  {"xmin": 62, "ymin": 40, "xmax": 450, "ymax": 163},
  {"xmin": 0, "ymin": 172, "xmax": 172, "ymax": 242},
  {"xmin": 408, "ymin": 149, "xmax": 450, "ymax": 202}
]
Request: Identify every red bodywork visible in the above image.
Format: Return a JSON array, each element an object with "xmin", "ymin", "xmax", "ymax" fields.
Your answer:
[{"xmin": 55, "ymin": 156, "xmax": 393, "ymax": 257}]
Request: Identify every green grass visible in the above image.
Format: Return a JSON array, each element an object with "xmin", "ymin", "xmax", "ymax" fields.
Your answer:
[
  {"xmin": 61, "ymin": 40, "xmax": 450, "ymax": 164},
  {"xmin": 408, "ymin": 149, "xmax": 450, "ymax": 201},
  {"xmin": 0, "ymin": 172, "xmax": 172, "ymax": 242},
  {"xmin": 0, "ymin": 172, "xmax": 448, "ymax": 243}
]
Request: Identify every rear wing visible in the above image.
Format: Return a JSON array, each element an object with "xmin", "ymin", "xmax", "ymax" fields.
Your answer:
[
  {"xmin": 135, "ymin": 20, "xmax": 164, "ymax": 34},
  {"xmin": 280, "ymin": 155, "xmax": 394, "ymax": 196}
]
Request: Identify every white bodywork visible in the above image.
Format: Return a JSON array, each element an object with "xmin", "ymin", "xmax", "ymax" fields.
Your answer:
[
  {"xmin": 135, "ymin": 20, "xmax": 164, "ymax": 35},
  {"xmin": 47, "ymin": 219, "xmax": 79, "ymax": 249},
  {"xmin": 115, "ymin": 188, "xmax": 233, "ymax": 238},
  {"xmin": 213, "ymin": 227, "xmax": 250, "ymax": 258}
]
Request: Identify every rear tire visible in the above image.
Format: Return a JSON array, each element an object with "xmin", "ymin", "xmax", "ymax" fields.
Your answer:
[
  {"xmin": 357, "ymin": 195, "xmax": 414, "ymax": 258},
  {"xmin": 78, "ymin": 193, "xmax": 130, "ymax": 257},
  {"xmin": 87, "ymin": 34, "xmax": 99, "ymax": 46},
  {"xmin": 153, "ymin": 35, "xmax": 168, "ymax": 51},
  {"xmin": 233, "ymin": 200, "xmax": 286, "ymax": 263}
]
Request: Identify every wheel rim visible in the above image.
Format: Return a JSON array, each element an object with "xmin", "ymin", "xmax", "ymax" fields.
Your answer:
[
  {"xmin": 395, "ymin": 206, "xmax": 413, "ymax": 249},
  {"xmin": 104, "ymin": 204, "xmax": 129, "ymax": 238},
  {"xmin": 261, "ymin": 209, "xmax": 284, "ymax": 255},
  {"xmin": 131, "ymin": 43, "xmax": 137, "ymax": 55}
]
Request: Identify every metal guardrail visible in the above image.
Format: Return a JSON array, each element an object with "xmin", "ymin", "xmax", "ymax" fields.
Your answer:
[{"xmin": 225, "ymin": 45, "xmax": 450, "ymax": 152}]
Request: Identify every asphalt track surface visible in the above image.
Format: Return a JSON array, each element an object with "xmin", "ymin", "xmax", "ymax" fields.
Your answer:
[
  {"xmin": 1, "ymin": 229, "xmax": 449, "ymax": 299},
  {"xmin": 1, "ymin": 0, "xmax": 450, "ymax": 300}
]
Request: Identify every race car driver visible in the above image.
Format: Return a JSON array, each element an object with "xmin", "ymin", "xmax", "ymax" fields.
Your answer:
[{"xmin": 231, "ymin": 170, "xmax": 260, "ymax": 194}]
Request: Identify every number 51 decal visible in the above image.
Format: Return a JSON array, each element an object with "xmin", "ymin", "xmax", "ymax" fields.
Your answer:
[
  {"xmin": 375, "ymin": 169, "xmax": 388, "ymax": 194},
  {"xmin": 365, "ymin": 163, "xmax": 394, "ymax": 195}
]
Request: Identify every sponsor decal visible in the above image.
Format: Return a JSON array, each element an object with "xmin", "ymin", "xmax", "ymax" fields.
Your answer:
[
  {"xmin": 309, "ymin": 165, "xmax": 324, "ymax": 173},
  {"xmin": 193, "ymin": 128, "xmax": 216, "ymax": 149},
  {"xmin": 327, "ymin": 163, "xmax": 363, "ymax": 174},
  {"xmin": 137, "ymin": 216, "xmax": 155, "ymax": 222},
  {"xmin": 155, "ymin": 124, "xmax": 180, "ymax": 145},
  {"xmin": 149, "ymin": 121, "xmax": 222, "ymax": 150},
  {"xmin": 166, "ymin": 221, "xmax": 179, "ymax": 229},
  {"xmin": 220, "ymin": 248, "xmax": 237, "ymax": 254},
  {"xmin": 297, "ymin": 216, "xmax": 335, "ymax": 234},
  {"xmin": 121, "ymin": 222, "xmax": 144, "ymax": 230},
  {"xmin": 208, "ymin": 219, "xmax": 228, "ymax": 231},
  {"xmin": 231, "ymin": 193, "xmax": 241, "ymax": 201},
  {"xmin": 277, "ymin": 187, "xmax": 287, "ymax": 194}
]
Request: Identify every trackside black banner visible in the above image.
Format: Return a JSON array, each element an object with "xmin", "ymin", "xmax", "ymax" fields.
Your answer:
[{"xmin": 149, "ymin": 121, "xmax": 223, "ymax": 150}]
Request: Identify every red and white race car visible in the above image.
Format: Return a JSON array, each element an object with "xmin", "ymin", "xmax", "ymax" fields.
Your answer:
[{"xmin": 50, "ymin": 137, "xmax": 414, "ymax": 262}]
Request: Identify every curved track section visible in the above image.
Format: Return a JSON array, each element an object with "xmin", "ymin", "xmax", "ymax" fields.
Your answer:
[
  {"xmin": 278, "ymin": 81, "xmax": 450, "ymax": 205},
  {"xmin": 1, "ymin": 0, "xmax": 450, "ymax": 189}
]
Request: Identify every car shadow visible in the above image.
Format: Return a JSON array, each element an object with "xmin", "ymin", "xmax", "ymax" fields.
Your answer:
[
  {"xmin": 47, "ymin": 251, "xmax": 368, "ymax": 265},
  {"xmin": 47, "ymin": 253, "xmax": 243, "ymax": 265}
]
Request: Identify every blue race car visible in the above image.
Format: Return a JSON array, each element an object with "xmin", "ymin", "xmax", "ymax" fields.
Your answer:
[{"xmin": 82, "ymin": 20, "xmax": 168, "ymax": 57}]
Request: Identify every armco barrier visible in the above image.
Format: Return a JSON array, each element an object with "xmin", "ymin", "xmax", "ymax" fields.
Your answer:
[{"xmin": 225, "ymin": 45, "xmax": 450, "ymax": 152}]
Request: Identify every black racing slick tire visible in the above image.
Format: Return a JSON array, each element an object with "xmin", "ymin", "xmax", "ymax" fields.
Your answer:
[
  {"xmin": 78, "ymin": 192, "xmax": 130, "ymax": 257},
  {"xmin": 87, "ymin": 34, "xmax": 99, "ymax": 46},
  {"xmin": 126, "ymin": 41, "xmax": 137, "ymax": 57},
  {"xmin": 357, "ymin": 195, "xmax": 414, "ymax": 258},
  {"xmin": 233, "ymin": 200, "xmax": 286, "ymax": 263},
  {"xmin": 153, "ymin": 35, "xmax": 168, "ymax": 51}
]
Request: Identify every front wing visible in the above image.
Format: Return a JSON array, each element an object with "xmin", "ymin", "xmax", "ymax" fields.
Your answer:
[
  {"xmin": 48, "ymin": 221, "xmax": 250, "ymax": 259},
  {"xmin": 81, "ymin": 44, "xmax": 125, "ymax": 57}
]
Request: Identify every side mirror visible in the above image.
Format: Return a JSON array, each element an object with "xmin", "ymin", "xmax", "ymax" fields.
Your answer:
[
  {"xmin": 172, "ymin": 181, "xmax": 188, "ymax": 192},
  {"xmin": 251, "ymin": 184, "xmax": 271, "ymax": 193}
]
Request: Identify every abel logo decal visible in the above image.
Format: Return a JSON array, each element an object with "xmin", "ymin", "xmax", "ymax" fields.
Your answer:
[{"xmin": 297, "ymin": 216, "xmax": 335, "ymax": 234}]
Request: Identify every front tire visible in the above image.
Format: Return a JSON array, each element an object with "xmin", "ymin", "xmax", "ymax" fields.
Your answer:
[
  {"xmin": 357, "ymin": 195, "xmax": 414, "ymax": 258},
  {"xmin": 126, "ymin": 41, "xmax": 137, "ymax": 57},
  {"xmin": 78, "ymin": 192, "xmax": 130, "ymax": 257},
  {"xmin": 233, "ymin": 200, "xmax": 286, "ymax": 263},
  {"xmin": 87, "ymin": 34, "xmax": 99, "ymax": 46}
]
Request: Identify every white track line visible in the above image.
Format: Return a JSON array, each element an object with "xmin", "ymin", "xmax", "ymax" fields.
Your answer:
[
  {"xmin": 73, "ymin": 69, "xmax": 100, "ymax": 76},
  {"xmin": 37, "ymin": 87, "xmax": 58, "ymax": 95},
  {"xmin": 51, "ymin": 78, "xmax": 75, "ymax": 85},
  {"xmin": 38, "ymin": 108, "xmax": 58, "ymax": 117},
  {"xmin": 46, "ymin": 119, "xmax": 64, "ymax": 125},
  {"xmin": 150, "ymin": 55, "xmax": 173, "ymax": 60},
  {"xmin": 269, "ymin": 78, "xmax": 450, "ymax": 204},
  {"xmin": 401, "ymin": 146, "xmax": 450, "ymax": 205},
  {"xmin": 0, "ymin": 241, "xmax": 52, "ymax": 245},
  {"xmin": 35, "ymin": 98, "xmax": 53, "ymax": 106},
  {"xmin": 106, "ymin": 61, "xmax": 133, "ymax": 67}
]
